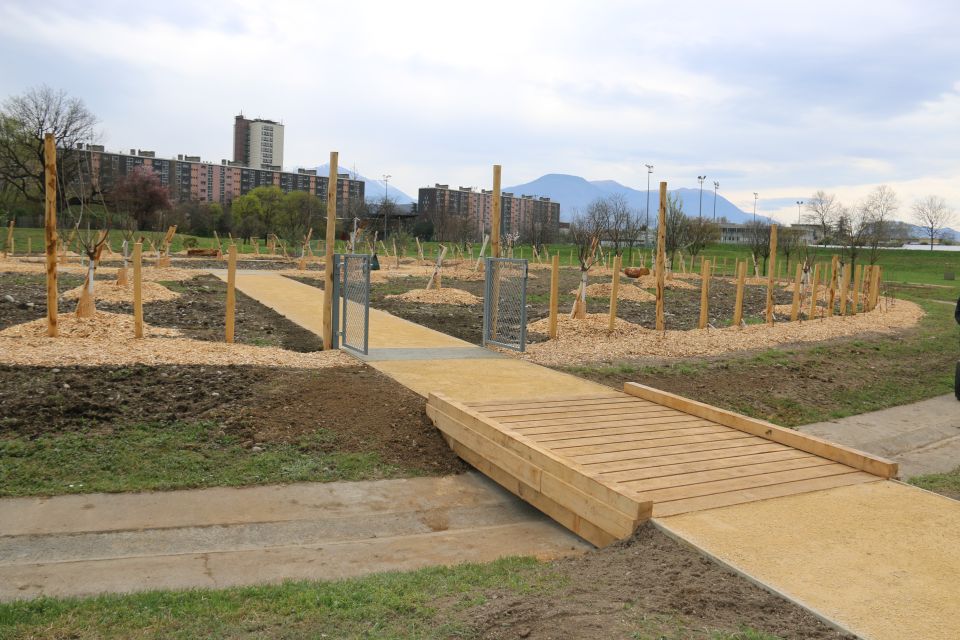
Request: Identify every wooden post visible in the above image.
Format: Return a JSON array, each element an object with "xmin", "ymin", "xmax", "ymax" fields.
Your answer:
[
  {"xmin": 608, "ymin": 255, "xmax": 622, "ymax": 331},
  {"xmin": 869, "ymin": 265, "xmax": 882, "ymax": 311},
  {"xmin": 473, "ymin": 234, "xmax": 489, "ymax": 271},
  {"xmin": 733, "ymin": 260, "xmax": 746, "ymax": 327},
  {"xmin": 226, "ymin": 244, "xmax": 237, "ymax": 343},
  {"xmin": 827, "ymin": 255, "xmax": 839, "ymax": 317},
  {"xmin": 839, "ymin": 262, "xmax": 851, "ymax": 316},
  {"xmin": 4, "ymin": 220, "xmax": 13, "ymax": 258},
  {"xmin": 491, "ymin": 165, "xmax": 501, "ymax": 258},
  {"xmin": 790, "ymin": 263, "xmax": 803, "ymax": 321},
  {"xmin": 698, "ymin": 259, "xmax": 711, "ymax": 329},
  {"xmin": 133, "ymin": 242, "xmax": 143, "ymax": 338},
  {"xmin": 654, "ymin": 182, "xmax": 667, "ymax": 331},
  {"xmin": 43, "ymin": 134, "xmax": 58, "ymax": 337},
  {"xmin": 549, "ymin": 254, "xmax": 560, "ymax": 339},
  {"xmin": 322, "ymin": 151, "xmax": 338, "ymax": 350},
  {"xmin": 851, "ymin": 264, "xmax": 863, "ymax": 315},
  {"xmin": 765, "ymin": 224, "xmax": 777, "ymax": 325},
  {"xmin": 809, "ymin": 263, "xmax": 821, "ymax": 319}
]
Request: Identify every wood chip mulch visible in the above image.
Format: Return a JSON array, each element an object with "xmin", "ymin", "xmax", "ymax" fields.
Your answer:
[{"xmin": 385, "ymin": 287, "xmax": 481, "ymax": 306}]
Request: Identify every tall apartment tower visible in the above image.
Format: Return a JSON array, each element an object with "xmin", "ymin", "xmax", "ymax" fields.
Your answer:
[{"xmin": 233, "ymin": 114, "xmax": 284, "ymax": 170}]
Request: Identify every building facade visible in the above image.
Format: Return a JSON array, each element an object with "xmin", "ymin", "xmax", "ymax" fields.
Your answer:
[
  {"xmin": 232, "ymin": 115, "xmax": 284, "ymax": 170},
  {"xmin": 417, "ymin": 184, "xmax": 560, "ymax": 242},
  {"xmin": 74, "ymin": 145, "xmax": 363, "ymax": 215},
  {"xmin": 718, "ymin": 222, "xmax": 818, "ymax": 245}
]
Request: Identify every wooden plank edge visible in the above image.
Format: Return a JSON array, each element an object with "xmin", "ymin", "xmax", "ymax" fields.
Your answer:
[{"xmin": 622, "ymin": 383, "xmax": 898, "ymax": 479}]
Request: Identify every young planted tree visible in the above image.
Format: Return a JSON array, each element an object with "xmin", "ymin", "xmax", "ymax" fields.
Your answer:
[
  {"xmin": 568, "ymin": 204, "xmax": 608, "ymax": 319},
  {"xmin": 863, "ymin": 185, "xmax": 897, "ymax": 264},
  {"xmin": 746, "ymin": 221, "xmax": 771, "ymax": 275},
  {"xmin": 777, "ymin": 227, "xmax": 804, "ymax": 276},
  {"xmin": 913, "ymin": 195, "xmax": 955, "ymax": 249},
  {"xmin": 804, "ymin": 190, "xmax": 838, "ymax": 245},
  {"xmin": 686, "ymin": 217, "xmax": 719, "ymax": 262},
  {"xmin": 663, "ymin": 193, "xmax": 690, "ymax": 270}
]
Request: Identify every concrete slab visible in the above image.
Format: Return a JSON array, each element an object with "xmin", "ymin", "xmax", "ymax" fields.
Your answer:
[
  {"xmin": 658, "ymin": 481, "xmax": 960, "ymax": 640},
  {"xmin": 798, "ymin": 394, "xmax": 960, "ymax": 477}
]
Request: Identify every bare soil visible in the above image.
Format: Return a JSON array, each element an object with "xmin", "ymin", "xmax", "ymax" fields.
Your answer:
[
  {"xmin": 460, "ymin": 522, "xmax": 851, "ymax": 640},
  {"xmin": 0, "ymin": 363, "xmax": 466, "ymax": 476}
]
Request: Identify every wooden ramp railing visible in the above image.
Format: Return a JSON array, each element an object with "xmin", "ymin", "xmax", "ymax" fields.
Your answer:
[{"xmin": 426, "ymin": 384, "xmax": 897, "ymax": 547}]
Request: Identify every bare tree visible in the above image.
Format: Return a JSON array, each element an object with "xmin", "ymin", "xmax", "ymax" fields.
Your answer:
[
  {"xmin": 686, "ymin": 218, "xmax": 719, "ymax": 261},
  {"xmin": 663, "ymin": 192, "xmax": 690, "ymax": 269},
  {"xmin": 746, "ymin": 221, "xmax": 771, "ymax": 275},
  {"xmin": 912, "ymin": 195, "xmax": 955, "ymax": 250},
  {"xmin": 0, "ymin": 86, "xmax": 97, "ymax": 205},
  {"xmin": 804, "ymin": 190, "xmax": 837, "ymax": 244},
  {"xmin": 568, "ymin": 205, "xmax": 608, "ymax": 318},
  {"xmin": 862, "ymin": 185, "xmax": 897, "ymax": 264},
  {"xmin": 778, "ymin": 227, "xmax": 804, "ymax": 276},
  {"xmin": 835, "ymin": 203, "xmax": 870, "ymax": 272}
]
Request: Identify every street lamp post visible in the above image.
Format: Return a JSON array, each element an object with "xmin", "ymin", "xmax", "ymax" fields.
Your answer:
[
  {"xmin": 645, "ymin": 164, "xmax": 654, "ymax": 249},
  {"xmin": 796, "ymin": 200, "xmax": 804, "ymax": 224},
  {"xmin": 753, "ymin": 192, "xmax": 759, "ymax": 223},
  {"xmin": 697, "ymin": 175, "xmax": 706, "ymax": 220},
  {"xmin": 381, "ymin": 174, "xmax": 391, "ymax": 238},
  {"xmin": 713, "ymin": 181, "xmax": 719, "ymax": 221}
]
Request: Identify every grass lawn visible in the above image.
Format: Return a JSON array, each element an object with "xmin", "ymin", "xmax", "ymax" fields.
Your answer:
[
  {"xmin": 909, "ymin": 466, "xmax": 960, "ymax": 500},
  {"xmin": 0, "ymin": 557, "xmax": 785, "ymax": 640}
]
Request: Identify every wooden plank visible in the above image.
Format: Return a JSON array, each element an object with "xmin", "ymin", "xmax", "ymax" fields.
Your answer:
[
  {"xmin": 539, "ymin": 472, "xmax": 640, "ymax": 540},
  {"xmin": 588, "ymin": 443, "xmax": 789, "ymax": 474},
  {"xmin": 655, "ymin": 181, "xmax": 667, "ymax": 331},
  {"xmin": 549, "ymin": 254, "xmax": 559, "ymax": 339},
  {"xmin": 535, "ymin": 425, "xmax": 731, "ymax": 449},
  {"xmin": 622, "ymin": 382, "xmax": 898, "ymax": 478},
  {"xmin": 133, "ymin": 242, "xmax": 143, "ymax": 339},
  {"xmin": 698, "ymin": 259, "xmax": 710, "ymax": 329},
  {"xmin": 225, "ymin": 244, "xmax": 237, "ymax": 343},
  {"xmin": 491, "ymin": 165, "xmax": 501, "ymax": 258},
  {"xmin": 573, "ymin": 436, "xmax": 778, "ymax": 465},
  {"xmin": 466, "ymin": 394, "xmax": 626, "ymax": 410},
  {"xmin": 519, "ymin": 418, "xmax": 717, "ymax": 438},
  {"xmin": 608, "ymin": 254, "xmax": 621, "ymax": 331},
  {"xmin": 790, "ymin": 262, "xmax": 803, "ymax": 321},
  {"xmin": 633, "ymin": 463, "xmax": 858, "ymax": 503},
  {"xmin": 599, "ymin": 449, "xmax": 810, "ymax": 483},
  {"xmin": 552, "ymin": 431, "xmax": 752, "ymax": 457},
  {"xmin": 620, "ymin": 456, "xmax": 833, "ymax": 493},
  {"xmin": 507, "ymin": 411, "xmax": 702, "ymax": 431},
  {"xmin": 485, "ymin": 399, "xmax": 655, "ymax": 418},
  {"xmin": 495, "ymin": 404, "xmax": 687, "ymax": 423},
  {"xmin": 653, "ymin": 472, "xmax": 879, "ymax": 517},
  {"xmin": 732, "ymin": 260, "xmax": 746, "ymax": 326},
  {"xmin": 321, "ymin": 151, "xmax": 338, "ymax": 349}
]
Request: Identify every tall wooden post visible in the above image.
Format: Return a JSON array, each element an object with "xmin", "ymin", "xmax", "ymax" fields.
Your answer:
[
  {"xmin": 226, "ymin": 244, "xmax": 237, "ymax": 343},
  {"xmin": 4, "ymin": 220, "xmax": 13, "ymax": 258},
  {"xmin": 491, "ymin": 165, "xmax": 502, "ymax": 258},
  {"xmin": 809, "ymin": 263, "xmax": 821, "ymax": 319},
  {"xmin": 655, "ymin": 181, "xmax": 667, "ymax": 332},
  {"xmin": 851, "ymin": 264, "xmax": 863, "ymax": 315},
  {"xmin": 765, "ymin": 224, "xmax": 777, "ymax": 325},
  {"xmin": 790, "ymin": 263, "xmax": 803, "ymax": 321},
  {"xmin": 827, "ymin": 255, "xmax": 839, "ymax": 317},
  {"xmin": 549, "ymin": 254, "xmax": 559, "ymax": 339},
  {"xmin": 839, "ymin": 262, "xmax": 851, "ymax": 316},
  {"xmin": 322, "ymin": 151, "xmax": 338, "ymax": 349},
  {"xmin": 43, "ymin": 134, "xmax": 58, "ymax": 337},
  {"xmin": 608, "ymin": 254, "xmax": 622, "ymax": 332},
  {"xmin": 733, "ymin": 260, "xmax": 746, "ymax": 327},
  {"xmin": 133, "ymin": 242, "xmax": 143, "ymax": 338},
  {"xmin": 698, "ymin": 259, "xmax": 711, "ymax": 329}
]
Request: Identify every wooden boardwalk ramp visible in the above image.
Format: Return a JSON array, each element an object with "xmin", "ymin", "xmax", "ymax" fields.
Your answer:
[{"xmin": 426, "ymin": 383, "xmax": 898, "ymax": 547}]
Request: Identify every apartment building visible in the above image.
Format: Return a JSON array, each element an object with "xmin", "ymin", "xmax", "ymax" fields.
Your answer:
[
  {"xmin": 233, "ymin": 115, "xmax": 284, "ymax": 170},
  {"xmin": 417, "ymin": 184, "xmax": 560, "ymax": 241},
  {"xmin": 74, "ymin": 145, "xmax": 364, "ymax": 214}
]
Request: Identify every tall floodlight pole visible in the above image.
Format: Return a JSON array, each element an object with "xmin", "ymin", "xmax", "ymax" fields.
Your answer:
[
  {"xmin": 753, "ymin": 192, "xmax": 759, "ymax": 223},
  {"xmin": 645, "ymin": 164, "xmax": 654, "ymax": 248},
  {"xmin": 796, "ymin": 200, "xmax": 804, "ymax": 224},
  {"xmin": 697, "ymin": 175, "xmax": 706, "ymax": 220},
  {"xmin": 713, "ymin": 181, "xmax": 719, "ymax": 221},
  {"xmin": 382, "ymin": 174, "xmax": 391, "ymax": 237}
]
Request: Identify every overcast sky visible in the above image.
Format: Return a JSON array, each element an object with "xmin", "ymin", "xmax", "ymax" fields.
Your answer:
[{"xmin": 2, "ymin": 0, "xmax": 957, "ymax": 223}]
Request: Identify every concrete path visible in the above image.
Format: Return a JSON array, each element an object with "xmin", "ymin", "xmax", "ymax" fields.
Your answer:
[
  {"xmin": 798, "ymin": 394, "xmax": 960, "ymax": 478},
  {"xmin": 0, "ymin": 473, "xmax": 589, "ymax": 602}
]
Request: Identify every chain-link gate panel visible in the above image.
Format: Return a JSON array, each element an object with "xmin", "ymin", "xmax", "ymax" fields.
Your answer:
[
  {"xmin": 339, "ymin": 254, "xmax": 370, "ymax": 355},
  {"xmin": 483, "ymin": 257, "xmax": 528, "ymax": 351}
]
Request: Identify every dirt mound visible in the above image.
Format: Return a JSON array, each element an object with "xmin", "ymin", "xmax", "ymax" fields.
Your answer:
[
  {"xmin": 630, "ymin": 274, "xmax": 696, "ymax": 290},
  {"xmin": 386, "ymin": 287, "xmax": 481, "ymax": 306},
  {"xmin": 575, "ymin": 283, "xmax": 656, "ymax": 303},
  {"xmin": 61, "ymin": 281, "xmax": 179, "ymax": 303}
]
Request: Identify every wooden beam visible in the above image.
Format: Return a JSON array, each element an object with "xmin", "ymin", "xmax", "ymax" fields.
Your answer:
[
  {"xmin": 491, "ymin": 165, "xmax": 501, "ymax": 258},
  {"xmin": 43, "ymin": 135, "xmax": 59, "ymax": 337},
  {"xmin": 226, "ymin": 244, "xmax": 237, "ymax": 343},
  {"xmin": 608, "ymin": 254, "xmax": 621, "ymax": 331},
  {"xmin": 790, "ymin": 263, "xmax": 803, "ymax": 321},
  {"xmin": 839, "ymin": 261, "xmax": 851, "ymax": 316},
  {"xmin": 851, "ymin": 263, "xmax": 862, "ymax": 315},
  {"xmin": 827, "ymin": 254, "xmax": 839, "ymax": 317},
  {"xmin": 698, "ymin": 259, "xmax": 711, "ymax": 329},
  {"xmin": 765, "ymin": 224, "xmax": 777, "ymax": 325},
  {"xmin": 655, "ymin": 181, "xmax": 667, "ymax": 331},
  {"xmin": 549, "ymin": 254, "xmax": 560, "ymax": 339},
  {"xmin": 622, "ymin": 383, "xmax": 898, "ymax": 478},
  {"xmin": 808, "ymin": 263, "xmax": 821, "ymax": 319},
  {"xmin": 133, "ymin": 242, "xmax": 143, "ymax": 338},
  {"xmin": 322, "ymin": 151, "xmax": 338, "ymax": 349},
  {"xmin": 732, "ymin": 260, "xmax": 746, "ymax": 327}
]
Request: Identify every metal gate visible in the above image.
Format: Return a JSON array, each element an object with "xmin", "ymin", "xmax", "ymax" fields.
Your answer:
[
  {"xmin": 483, "ymin": 257, "xmax": 528, "ymax": 351},
  {"xmin": 331, "ymin": 254, "xmax": 370, "ymax": 355}
]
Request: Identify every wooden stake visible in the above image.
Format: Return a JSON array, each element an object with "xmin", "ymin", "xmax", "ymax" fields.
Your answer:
[
  {"xmin": 474, "ymin": 234, "xmax": 489, "ymax": 271},
  {"xmin": 4, "ymin": 220, "xmax": 14, "ymax": 258},
  {"xmin": 809, "ymin": 263, "xmax": 821, "ymax": 319},
  {"xmin": 133, "ymin": 242, "xmax": 143, "ymax": 338},
  {"xmin": 322, "ymin": 151, "xmax": 338, "ymax": 350},
  {"xmin": 790, "ymin": 263, "xmax": 803, "ymax": 321},
  {"xmin": 766, "ymin": 224, "xmax": 777, "ymax": 325},
  {"xmin": 608, "ymin": 255, "xmax": 622, "ymax": 332},
  {"xmin": 428, "ymin": 245, "xmax": 448, "ymax": 290},
  {"xmin": 549, "ymin": 254, "xmax": 560, "ymax": 339},
  {"xmin": 733, "ymin": 260, "xmax": 746, "ymax": 327},
  {"xmin": 226, "ymin": 244, "xmax": 237, "ymax": 343},
  {"xmin": 827, "ymin": 255, "xmax": 839, "ymax": 317},
  {"xmin": 491, "ymin": 165, "xmax": 501, "ymax": 258},
  {"xmin": 698, "ymin": 259, "xmax": 711, "ymax": 329},
  {"xmin": 416, "ymin": 237, "xmax": 424, "ymax": 261},
  {"xmin": 851, "ymin": 264, "xmax": 862, "ymax": 315},
  {"xmin": 655, "ymin": 182, "xmax": 667, "ymax": 332},
  {"xmin": 839, "ymin": 263, "xmax": 851, "ymax": 316},
  {"xmin": 43, "ymin": 134, "xmax": 58, "ymax": 337}
]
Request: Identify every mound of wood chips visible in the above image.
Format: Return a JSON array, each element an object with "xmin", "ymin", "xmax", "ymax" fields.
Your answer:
[
  {"xmin": 0, "ymin": 312, "xmax": 353, "ymax": 368},
  {"xmin": 385, "ymin": 287, "xmax": 481, "ymax": 306},
  {"xmin": 522, "ymin": 298, "xmax": 923, "ymax": 364},
  {"xmin": 61, "ymin": 281, "xmax": 180, "ymax": 303},
  {"xmin": 0, "ymin": 257, "xmax": 205, "ymax": 283},
  {"xmin": 628, "ymin": 274, "xmax": 696, "ymax": 290},
  {"xmin": 574, "ymin": 283, "xmax": 656, "ymax": 303}
]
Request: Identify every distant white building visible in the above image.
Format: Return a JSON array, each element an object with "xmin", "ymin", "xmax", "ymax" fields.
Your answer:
[
  {"xmin": 718, "ymin": 222, "xmax": 819, "ymax": 245},
  {"xmin": 233, "ymin": 115, "xmax": 284, "ymax": 170}
]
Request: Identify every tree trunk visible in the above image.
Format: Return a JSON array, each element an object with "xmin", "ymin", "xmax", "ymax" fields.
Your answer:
[
  {"xmin": 570, "ymin": 269, "xmax": 588, "ymax": 319},
  {"xmin": 75, "ymin": 258, "xmax": 96, "ymax": 318}
]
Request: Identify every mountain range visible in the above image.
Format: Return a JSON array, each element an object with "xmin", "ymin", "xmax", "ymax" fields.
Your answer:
[
  {"xmin": 310, "ymin": 164, "xmax": 416, "ymax": 205},
  {"xmin": 503, "ymin": 174, "xmax": 767, "ymax": 224}
]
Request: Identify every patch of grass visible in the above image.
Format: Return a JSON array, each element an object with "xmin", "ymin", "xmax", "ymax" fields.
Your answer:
[
  {"xmin": 908, "ymin": 466, "xmax": 960, "ymax": 499},
  {"xmin": 0, "ymin": 557, "xmax": 560, "ymax": 639},
  {"xmin": 0, "ymin": 421, "xmax": 408, "ymax": 497},
  {"xmin": 712, "ymin": 629, "xmax": 782, "ymax": 640}
]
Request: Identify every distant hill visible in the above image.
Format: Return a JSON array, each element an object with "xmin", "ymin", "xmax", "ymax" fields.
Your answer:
[
  {"xmin": 311, "ymin": 164, "xmax": 415, "ymax": 205},
  {"xmin": 503, "ymin": 174, "xmax": 770, "ymax": 224}
]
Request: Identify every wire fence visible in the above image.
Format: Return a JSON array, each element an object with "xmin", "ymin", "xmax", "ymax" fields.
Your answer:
[{"xmin": 483, "ymin": 257, "xmax": 528, "ymax": 351}]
